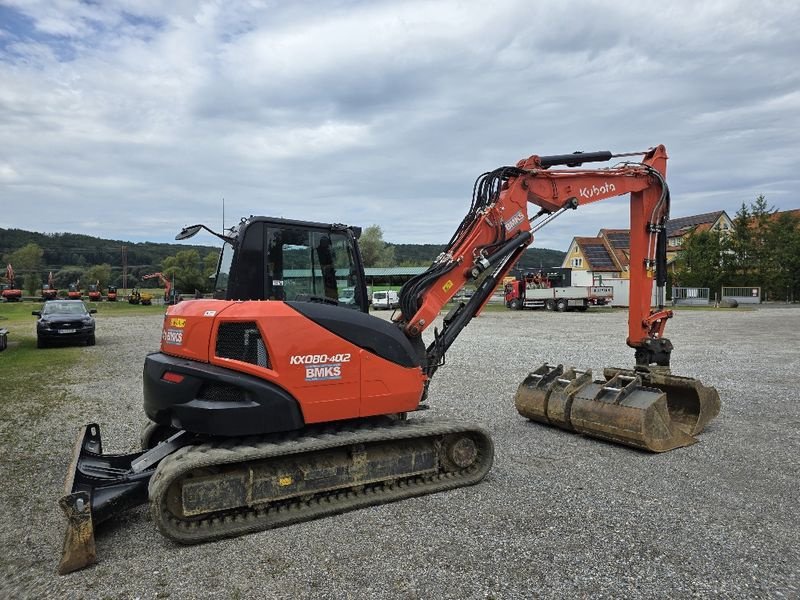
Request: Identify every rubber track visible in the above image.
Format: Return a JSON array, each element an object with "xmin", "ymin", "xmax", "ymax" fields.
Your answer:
[{"xmin": 149, "ymin": 417, "xmax": 494, "ymax": 544}]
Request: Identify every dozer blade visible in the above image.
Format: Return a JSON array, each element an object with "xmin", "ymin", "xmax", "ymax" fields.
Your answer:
[
  {"xmin": 57, "ymin": 423, "xmax": 176, "ymax": 574},
  {"xmin": 58, "ymin": 425, "xmax": 99, "ymax": 575},
  {"xmin": 58, "ymin": 491, "xmax": 96, "ymax": 575},
  {"xmin": 515, "ymin": 364, "xmax": 721, "ymax": 452}
]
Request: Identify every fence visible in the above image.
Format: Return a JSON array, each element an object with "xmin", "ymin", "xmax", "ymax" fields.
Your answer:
[
  {"xmin": 671, "ymin": 287, "xmax": 710, "ymax": 306},
  {"xmin": 721, "ymin": 286, "xmax": 761, "ymax": 304}
]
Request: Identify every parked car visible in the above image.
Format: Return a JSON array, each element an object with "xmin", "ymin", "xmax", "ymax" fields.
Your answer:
[
  {"xmin": 371, "ymin": 290, "xmax": 399, "ymax": 310},
  {"xmin": 33, "ymin": 300, "xmax": 96, "ymax": 348}
]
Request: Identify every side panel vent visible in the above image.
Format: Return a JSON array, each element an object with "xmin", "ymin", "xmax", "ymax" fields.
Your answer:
[
  {"xmin": 216, "ymin": 321, "xmax": 270, "ymax": 368},
  {"xmin": 198, "ymin": 383, "xmax": 246, "ymax": 403}
]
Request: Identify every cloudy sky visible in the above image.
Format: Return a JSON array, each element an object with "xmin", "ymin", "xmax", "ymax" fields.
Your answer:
[{"xmin": 1, "ymin": 0, "xmax": 798, "ymax": 251}]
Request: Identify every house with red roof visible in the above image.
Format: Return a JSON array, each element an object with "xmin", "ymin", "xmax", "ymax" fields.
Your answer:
[{"xmin": 561, "ymin": 211, "xmax": 733, "ymax": 306}]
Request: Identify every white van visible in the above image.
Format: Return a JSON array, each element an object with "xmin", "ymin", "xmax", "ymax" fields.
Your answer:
[{"xmin": 371, "ymin": 290, "xmax": 399, "ymax": 310}]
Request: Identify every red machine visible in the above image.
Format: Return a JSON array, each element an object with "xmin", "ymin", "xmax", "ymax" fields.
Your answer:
[
  {"xmin": 1, "ymin": 264, "xmax": 22, "ymax": 302},
  {"xmin": 59, "ymin": 146, "xmax": 720, "ymax": 574},
  {"xmin": 142, "ymin": 272, "xmax": 176, "ymax": 304},
  {"xmin": 106, "ymin": 286, "xmax": 118, "ymax": 301},
  {"xmin": 67, "ymin": 281, "xmax": 82, "ymax": 300},
  {"xmin": 41, "ymin": 272, "xmax": 58, "ymax": 301},
  {"xmin": 87, "ymin": 281, "xmax": 102, "ymax": 302}
]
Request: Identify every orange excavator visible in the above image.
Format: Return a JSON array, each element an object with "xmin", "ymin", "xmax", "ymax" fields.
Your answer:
[
  {"xmin": 59, "ymin": 146, "xmax": 720, "ymax": 574},
  {"xmin": 42, "ymin": 272, "xmax": 58, "ymax": 301},
  {"xmin": 142, "ymin": 272, "xmax": 176, "ymax": 304},
  {"xmin": 67, "ymin": 281, "xmax": 82, "ymax": 300},
  {"xmin": 1, "ymin": 264, "xmax": 22, "ymax": 302},
  {"xmin": 87, "ymin": 281, "xmax": 102, "ymax": 302}
]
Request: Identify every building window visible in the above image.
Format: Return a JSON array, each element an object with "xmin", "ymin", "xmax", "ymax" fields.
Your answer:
[
  {"xmin": 668, "ymin": 237, "xmax": 681, "ymax": 247},
  {"xmin": 572, "ymin": 258, "xmax": 583, "ymax": 268}
]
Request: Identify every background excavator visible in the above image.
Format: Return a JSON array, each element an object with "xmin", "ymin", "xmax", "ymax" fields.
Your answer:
[
  {"xmin": 1, "ymin": 264, "xmax": 22, "ymax": 302},
  {"xmin": 128, "ymin": 288, "xmax": 153, "ymax": 305},
  {"xmin": 67, "ymin": 281, "xmax": 82, "ymax": 300},
  {"xmin": 59, "ymin": 145, "xmax": 720, "ymax": 575},
  {"xmin": 41, "ymin": 272, "xmax": 58, "ymax": 301},
  {"xmin": 87, "ymin": 282, "xmax": 102, "ymax": 302},
  {"xmin": 143, "ymin": 272, "xmax": 181, "ymax": 305}
]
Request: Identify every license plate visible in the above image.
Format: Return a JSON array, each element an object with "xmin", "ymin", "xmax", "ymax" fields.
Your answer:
[{"xmin": 59, "ymin": 329, "xmax": 76, "ymax": 334}]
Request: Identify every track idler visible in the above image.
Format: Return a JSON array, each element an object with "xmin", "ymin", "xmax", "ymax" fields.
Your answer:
[{"xmin": 515, "ymin": 364, "xmax": 720, "ymax": 452}]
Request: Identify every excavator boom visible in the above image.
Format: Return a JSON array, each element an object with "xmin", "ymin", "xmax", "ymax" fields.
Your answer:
[{"xmin": 396, "ymin": 145, "xmax": 719, "ymax": 449}]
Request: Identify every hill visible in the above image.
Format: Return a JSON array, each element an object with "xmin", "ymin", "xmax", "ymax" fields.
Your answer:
[
  {"xmin": 388, "ymin": 245, "xmax": 565, "ymax": 269},
  {"xmin": 1, "ymin": 227, "xmax": 566, "ymax": 284},
  {"xmin": 0, "ymin": 227, "xmax": 216, "ymax": 275}
]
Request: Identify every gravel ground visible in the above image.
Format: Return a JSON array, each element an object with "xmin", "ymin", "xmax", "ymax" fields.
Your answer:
[{"xmin": 1, "ymin": 306, "xmax": 798, "ymax": 599}]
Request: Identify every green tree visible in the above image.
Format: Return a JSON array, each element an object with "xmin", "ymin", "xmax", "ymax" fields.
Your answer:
[
  {"xmin": 359, "ymin": 225, "xmax": 395, "ymax": 267},
  {"xmin": 83, "ymin": 263, "xmax": 113, "ymax": 290},
  {"xmin": 55, "ymin": 267, "xmax": 84, "ymax": 289},
  {"xmin": 673, "ymin": 229, "xmax": 726, "ymax": 292},
  {"xmin": 748, "ymin": 194, "xmax": 775, "ymax": 290},
  {"xmin": 203, "ymin": 251, "xmax": 219, "ymax": 284},
  {"xmin": 162, "ymin": 250, "xmax": 206, "ymax": 293},
  {"xmin": 4, "ymin": 242, "xmax": 44, "ymax": 294},
  {"xmin": 765, "ymin": 211, "xmax": 800, "ymax": 301},
  {"xmin": 727, "ymin": 202, "xmax": 752, "ymax": 284}
]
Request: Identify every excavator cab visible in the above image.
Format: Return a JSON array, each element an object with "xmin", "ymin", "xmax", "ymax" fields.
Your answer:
[{"xmin": 204, "ymin": 216, "xmax": 370, "ymax": 312}]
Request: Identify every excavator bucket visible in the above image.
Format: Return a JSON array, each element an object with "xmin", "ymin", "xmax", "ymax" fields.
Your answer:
[{"xmin": 515, "ymin": 364, "xmax": 720, "ymax": 452}]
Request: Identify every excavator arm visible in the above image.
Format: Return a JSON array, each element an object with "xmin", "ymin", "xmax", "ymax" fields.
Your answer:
[
  {"xmin": 142, "ymin": 272, "xmax": 172, "ymax": 302},
  {"xmin": 398, "ymin": 145, "xmax": 672, "ymax": 373},
  {"xmin": 400, "ymin": 145, "xmax": 719, "ymax": 453}
]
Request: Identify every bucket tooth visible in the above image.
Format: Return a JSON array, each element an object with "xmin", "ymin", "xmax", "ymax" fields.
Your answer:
[
  {"xmin": 57, "ymin": 491, "xmax": 96, "ymax": 574},
  {"xmin": 569, "ymin": 373, "xmax": 697, "ymax": 452}
]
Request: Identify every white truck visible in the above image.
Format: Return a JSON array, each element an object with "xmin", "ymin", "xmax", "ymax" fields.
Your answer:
[{"xmin": 504, "ymin": 277, "xmax": 613, "ymax": 312}]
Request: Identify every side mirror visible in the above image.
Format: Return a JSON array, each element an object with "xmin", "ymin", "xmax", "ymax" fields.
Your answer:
[
  {"xmin": 89, "ymin": 309, "xmax": 97, "ymax": 314},
  {"xmin": 175, "ymin": 224, "xmax": 203, "ymax": 240},
  {"xmin": 32, "ymin": 310, "xmax": 41, "ymax": 316}
]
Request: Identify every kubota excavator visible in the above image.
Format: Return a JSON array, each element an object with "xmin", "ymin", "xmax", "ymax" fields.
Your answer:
[
  {"xmin": 142, "ymin": 272, "xmax": 178, "ymax": 304},
  {"xmin": 67, "ymin": 281, "xmax": 82, "ymax": 300},
  {"xmin": 87, "ymin": 281, "xmax": 102, "ymax": 302},
  {"xmin": 1, "ymin": 264, "xmax": 22, "ymax": 302},
  {"xmin": 42, "ymin": 272, "xmax": 58, "ymax": 301},
  {"xmin": 58, "ymin": 145, "xmax": 720, "ymax": 575}
]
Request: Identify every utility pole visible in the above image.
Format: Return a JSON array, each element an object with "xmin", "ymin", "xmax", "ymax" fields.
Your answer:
[{"xmin": 121, "ymin": 246, "xmax": 127, "ymax": 295}]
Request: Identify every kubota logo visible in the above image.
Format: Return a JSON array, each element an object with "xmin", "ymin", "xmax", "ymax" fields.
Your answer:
[
  {"xmin": 579, "ymin": 182, "xmax": 616, "ymax": 199},
  {"xmin": 170, "ymin": 318, "xmax": 186, "ymax": 328}
]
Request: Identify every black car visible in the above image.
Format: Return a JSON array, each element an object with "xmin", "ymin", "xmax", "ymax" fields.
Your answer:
[{"xmin": 33, "ymin": 300, "xmax": 96, "ymax": 348}]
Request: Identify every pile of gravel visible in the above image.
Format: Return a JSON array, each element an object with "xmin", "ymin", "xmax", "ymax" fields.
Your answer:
[{"xmin": 2, "ymin": 306, "xmax": 798, "ymax": 598}]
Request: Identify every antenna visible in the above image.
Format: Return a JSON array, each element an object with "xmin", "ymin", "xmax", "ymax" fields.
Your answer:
[{"xmin": 222, "ymin": 197, "xmax": 225, "ymax": 232}]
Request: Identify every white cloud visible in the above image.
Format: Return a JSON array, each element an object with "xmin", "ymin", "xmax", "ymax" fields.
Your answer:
[{"xmin": 0, "ymin": 0, "xmax": 799, "ymax": 249}]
